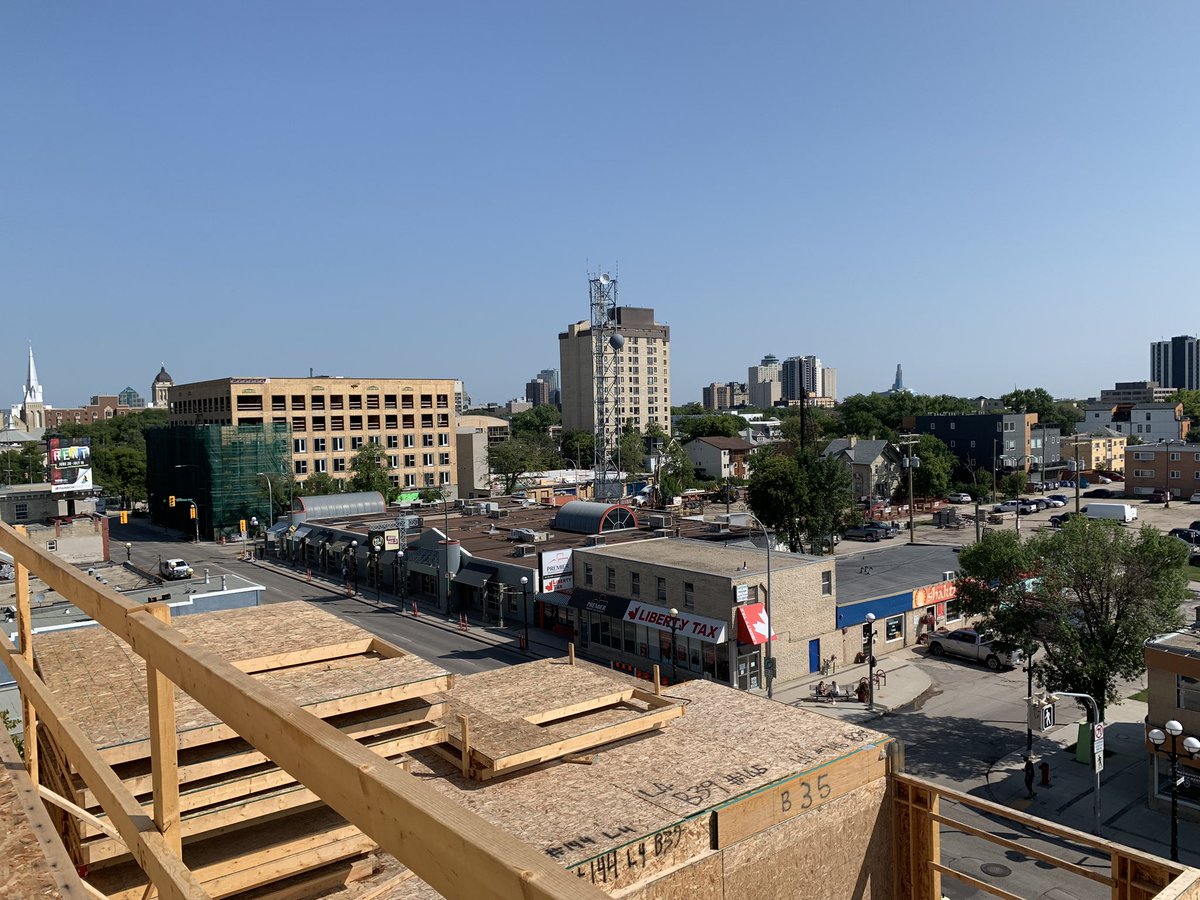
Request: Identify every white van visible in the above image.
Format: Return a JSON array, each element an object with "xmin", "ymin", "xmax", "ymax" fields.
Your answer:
[{"xmin": 1080, "ymin": 503, "xmax": 1138, "ymax": 524}]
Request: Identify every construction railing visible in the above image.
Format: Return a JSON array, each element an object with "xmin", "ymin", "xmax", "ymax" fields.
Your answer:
[
  {"xmin": 0, "ymin": 521, "xmax": 604, "ymax": 900},
  {"xmin": 892, "ymin": 772, "xmax": 1200, "ymax": 900}
]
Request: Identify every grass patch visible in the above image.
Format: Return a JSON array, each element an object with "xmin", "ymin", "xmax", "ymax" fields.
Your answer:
[{"xmin": 1128, "ymin": 688, "xmax": 1148, "ymax": 703}]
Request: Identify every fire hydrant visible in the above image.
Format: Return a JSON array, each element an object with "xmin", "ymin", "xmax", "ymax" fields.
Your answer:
[{"xmin": 1039, "ymin": 760, "xmax": 1051, "ymax": 787}]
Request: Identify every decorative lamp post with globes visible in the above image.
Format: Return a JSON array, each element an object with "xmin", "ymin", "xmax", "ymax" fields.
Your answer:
[
  {"xmin": 1147, "ymin": 720, "xmax": 1200, "ymax": 862},
  {"xmin": 864, "ymin": 613, "xmax": 877, "ymax": 709},
  {"xmin": 349, "ymin": 540, "xmax": 359, "ymax": 594},
  {"xmin": 124, "ymin": 542, "xmax": 132, "ymax": 563}
]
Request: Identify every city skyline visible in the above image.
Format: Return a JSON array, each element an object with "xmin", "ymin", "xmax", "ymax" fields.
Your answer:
[{"xmin": 5, "ymin": 5, "xmax": 1200, "ymax": 407}]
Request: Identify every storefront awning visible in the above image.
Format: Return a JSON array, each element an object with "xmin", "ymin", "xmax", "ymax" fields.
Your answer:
[
  {"xmin": 290, "ymin": 526, "xmax": 313, "ymax": 541},
  {"xmin": 267, "ymin": 521, "xmax": 290, "ymax": 538},
  {"xmin": 454, "ymin": 563, "xmax": 497, "ymax": 589},
  {"xmin": 735, "ymin": 603, "xmax": 774, "ymax": 645},
  {"xmin": 567, "ymin": 588, "xmax": 631, "ymax": 619},
  {"xmin": 537, "ymin": 589, "xmax": 572, "ymax": 607}
]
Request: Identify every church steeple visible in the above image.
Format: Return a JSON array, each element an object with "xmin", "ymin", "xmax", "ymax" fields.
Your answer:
[
  {"xmin": 23, "ymin": 344, "xmax": 43, "ymax": 405},
  {"xmin": 892, "ymin": 364, "xmax": 904, "ymax": 393}
]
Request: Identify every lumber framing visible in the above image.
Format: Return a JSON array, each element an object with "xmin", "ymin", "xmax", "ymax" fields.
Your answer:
[
  {"xmin": 0, "ymin": 520, "xmax": 605, "ymax": 900},
  {"xmin": 144, "ymin": 602, "xmax": 182, "ymax": 857},
  {"xmin": 231, "ymin": 639, "xmax": 375, "ymax": 673},
  {"xmin": 14, "ymin": 525, "xmax": 38, "ymax": 786}
]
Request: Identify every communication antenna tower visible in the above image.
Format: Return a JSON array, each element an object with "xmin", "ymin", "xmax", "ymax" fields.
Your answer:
[{"xmin": 590, "ymin": 272, "xmax": 623, "ymax": 500}]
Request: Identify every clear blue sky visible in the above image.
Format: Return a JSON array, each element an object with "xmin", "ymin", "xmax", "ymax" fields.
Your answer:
[{"xmin": 4, "ymin": 3, "xmax": 1199, "ymax": 410}]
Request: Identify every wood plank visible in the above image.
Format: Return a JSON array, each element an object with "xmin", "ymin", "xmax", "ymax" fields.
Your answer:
[
  {"xmin": 239, "ymin": 856, "xmax": 376, "ymax": 900},
  {"xmin": 483, "ymin": 705, "xmax": 684, "ymax": 776},
  {"xmin": 521, "ymin": 690, "xmax": 633, "ymax": 725},
  {"xmin": 80, "ymin": 701, "xmax": 447, "ymax": 806},
  {"xmin": 0, "ymin": 631, "xmax": 207, "ymax": 900},
  {"xmin": 714, "ymin": 741, "xmax": 891, "ymax": 848},
  {"xmin": 39, "ymin": 785, "xmax": 125, "ymax": 845},
  {"xmin": 930, "ymin": 811, "xmax": 1113, "ymax": 886},
  {"xmin": 1, "ymin": 520, "xmax": 605, "ymax": 900},
  {"xmin": 143, "ymin": 603, "xmax": 182, "ymax": 857},
  {"xmin": 14, "ymin": 524, "xmax": 37, "ymax": 786},
  {"xmin": 230, "ymin": 639, "xmax": 374, "ymax": 673}
]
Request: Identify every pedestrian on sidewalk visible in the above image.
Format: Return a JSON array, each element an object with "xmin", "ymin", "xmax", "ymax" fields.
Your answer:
[{"xmin": 1023, "ymin": 756, "xmax": 1037, "ymax": 799}]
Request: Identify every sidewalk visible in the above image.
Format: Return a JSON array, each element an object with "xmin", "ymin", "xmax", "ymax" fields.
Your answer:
[
  {"xmin": 982, "ymin": 694, "xmax": 1200, "ymax": 867},
  {"xmin": 772, "ymin": 645, "xmax": 934, "ymax": 722},
  {"xmin": 241, "ymin": 550, "xmax": 576, "ymax": 661}
]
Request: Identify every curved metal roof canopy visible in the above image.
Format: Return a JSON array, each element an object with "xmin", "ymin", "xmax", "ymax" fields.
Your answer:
[
  {"xmin": 553, "ymin": 500, "xmax": 638, "ymax": 534},
  {"xmin": 293, "ymin": 491, "xmax": 386, "ymax": 521}
]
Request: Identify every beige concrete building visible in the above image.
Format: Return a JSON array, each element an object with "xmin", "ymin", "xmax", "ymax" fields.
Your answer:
[
  {"xmin": 1065, "ymin": 429, "xmax": 1128, "ymax": 474},
  {"xmin": 560, "ymin": 306, "xmax": 671, "ymax": 435},
  {"xmin": 456, "ymin": 414, "xmax": 511, "ymax": 493},
  {"xmin": 568, "ymin": 537, "xmax": 834, "ymax": 689},
  {"xmin": 168, "ymin": 376, "xmax": 459, "ymax": 494}
]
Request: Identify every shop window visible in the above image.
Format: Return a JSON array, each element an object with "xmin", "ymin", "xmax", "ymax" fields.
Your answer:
[
  {"xmin": 821, "ymin": 571, "xmax": 832, "ymax": 596},
  {"xmin": 945, "ymin": 599, "xmax": 961, "ymax": 621},
  {"xmin": 584, "ymin": 564, "xmax": 593, "ymax": 586},
  {"xmin": 885, "ymin": 615, "xmax": 903, "ymax": 642},
  {"xmin": 631, "ymin": 572, "xmax": 640, "ymax": 596},
  {"xmin": 1179, "ymin": 675, "xmax": 1200, "ymax": 712}
]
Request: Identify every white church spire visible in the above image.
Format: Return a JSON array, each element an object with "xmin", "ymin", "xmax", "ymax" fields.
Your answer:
[{"xmin": 23, "ymin": 344, "xmax": 43, "ymax": 405}]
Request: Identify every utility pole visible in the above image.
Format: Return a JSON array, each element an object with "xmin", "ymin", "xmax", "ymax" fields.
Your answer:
[{"xmin": 898, "ymin": 434, "xmax": 920, "ymax": 544}]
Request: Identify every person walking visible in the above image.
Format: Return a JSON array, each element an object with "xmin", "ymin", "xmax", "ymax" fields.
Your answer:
[{"xmin": 1023, "ymin": 756, "xmax": 1037, "ymax": 799}]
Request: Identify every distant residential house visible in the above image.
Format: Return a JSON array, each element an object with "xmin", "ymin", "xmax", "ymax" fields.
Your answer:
[
  {"xmin": 684, "ymin": 436, "xmax": 755, "ymax": 480},
  {"xmin": 1084, "ymin": 402, "xmax": 1190, "ymax": 444},
  {"xmin": 821, "ymin": 437, "xmax": 902, "ymax": 501}
]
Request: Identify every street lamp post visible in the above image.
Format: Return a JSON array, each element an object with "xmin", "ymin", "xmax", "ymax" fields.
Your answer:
[
  {"xmin": 124, "ymin": 542, "xmax": 132, "ymax": 563},
  {"xmin": 1052, "ymin": 690, "xmax": 1102, "ymax": 833},
  {"xmin": 740, "ymin": 513, "xmax": 774, "ymax": 699},
  {"xmin": 1147, "ymin": 720, "xmax": 1200, "ymax": 862},
  {"xmin": 257, "ymin": 472, "xmax": 274, "ymax": 532},
  {"xmin": 349, "ymin": 540, "xmax": 358, "ymax": 594},
  {"xmin": 864, "ymin": 613, "xmax": 877, "ymax": 709},
  {"xmin": 668, "ymin": 607, "xmax": 679, "ymax": 683},
  {"xmin": 902, "ymin": 450, "xmax": 920, "ymax": 545},
  {"xmin": 520, "ymin": 576, "xmax": 529, "ymax": 651}
]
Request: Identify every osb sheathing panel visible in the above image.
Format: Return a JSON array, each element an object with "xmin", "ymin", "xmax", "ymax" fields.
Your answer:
[
  {"xmin": 617, "ymin": 851, "xmax": 723, "ymax": 900},
  {"xmin": 350, "ymin": 675, "xmax": 891, "ymax": 899},
  {"xmin": 0, "ymin": 731, "xmax": 78, "ymax": 899},
  {"xmin": 32, "ymin": 601, "xmax": 449, "ymax": 752},
  {"xmin": 720, "ymin": 778, "xmax": 892, "ymax": 900}
]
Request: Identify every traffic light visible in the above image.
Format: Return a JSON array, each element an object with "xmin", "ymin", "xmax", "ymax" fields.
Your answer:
[
  {"xmin": 189, "ymin": 506, "xmax": 197, "ymax": 520},
  {"xmin": 239, "ymin": 519, "xmax": 247, "ymax": 534},
  {"xmin": 169, "ymin": 495, "xmax": 176, "ymax": 508},
  {"xmin": 119, "ymin": 510, "xmax": 129, "ymax": 524}
]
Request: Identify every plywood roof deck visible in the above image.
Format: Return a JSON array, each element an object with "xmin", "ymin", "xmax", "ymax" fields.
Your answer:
[
  {"xmin": 32, "ymin": 601, "xmax": 452, "ymax": 759},
  {"xmin": 368, "ymin": 676, "xmax": 892, "ymax": 897}
]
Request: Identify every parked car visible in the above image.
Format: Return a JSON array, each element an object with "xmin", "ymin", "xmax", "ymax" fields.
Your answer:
[
  {"xmin": 1048, "ymin": 494, "xmax": 1070, "ymax": 505},
  {"xmin": 1190, "ymin": 492, "xmax": 1200, "ymax": 504},
  {"xmin": 947, "ymin": 492, "xmax": 973, "ymax": 504},
  {"xmin": 1097, "ymin": 475, "xmax": 1112, "ymax": 484},
  {"xmin": 1085, "ymin": 488, "xmax": 1119, "ymax": 498},
  {"xmin": 862, "ymin": 520, "xmax": 899, "ymax": 539},
  {"xmin": 159, "ymin": 558, "xmax": 194, "ymax": 580},
  {"xmin": 1168, "ymin": 528, "xmax": 1200, "ymax": 548},
  {"xmin": 925, "ymin": 628, "xmax": 1023, "ymax": 671},
  {"xmin": 1042, "ymin": 497, "xmax": 1066, "ymax": 508},
  {"xmin": 1049, "ymin": 511, "xmax": 1083, "ymax": 528},
  {"xmin": 1027, "ymin": 498, "xmax": 1051, "ymax": 511},
  {"xmin": 843, "ymin": 524, "xmax": 882, "ymax": 542},
  {"xmin": 994, "ymin": 500, "xmax": 1037, "ymax": 514},
  {"xmin": 1147, "ymin": 489, "xmax": 1170, "ymax": 503}
]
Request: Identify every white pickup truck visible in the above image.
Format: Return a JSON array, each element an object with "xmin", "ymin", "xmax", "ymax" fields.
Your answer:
[
  {"xmin": 159, "ymin": 558, "xmax": 193, "ymax": 580},
  {"xmin": 925, "ymin": 628, "xmax": 1022, "ymax": 671}
]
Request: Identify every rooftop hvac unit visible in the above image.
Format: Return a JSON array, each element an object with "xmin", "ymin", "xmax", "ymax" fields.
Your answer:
[
  {"xmin": 453, "ymin": 499, "xmax": 466, "ymax": 509},
  {"xmin": 654, "ymin": 529, "xmax": 671, "ymax": 538},
  {"xmin": 510, "ymin": 527, "xmax": 537, "ymax": 542},
  {"xmin": 584, "ymin": 535, "xmax": 606, "ymax": 547},
  {"xmin": 647, "ymin": 514, "xmax": 672, "ymax": 529},
  {"xmin": 708, "ymin": 524, "xmax": 728, "ymax": 534},
  {"xmin": 481, "ymin": 502, "xmax": 499, "ymax": 513},
  {"xmin": 463, "ymin": 504, "xmax": 481, "ymax": 516},
  {"xmin": 489, "ymin": 509, "xmax": 509, "ymax": 519},
  {"xmin": 512, "ymin": 544, "xmax": 535, "ymax": 558}
]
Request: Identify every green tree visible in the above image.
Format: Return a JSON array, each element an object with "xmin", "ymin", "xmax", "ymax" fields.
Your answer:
[
  {"xmin": 299, "ymin": 472, "xmax": 341, "ymax": 496},
  {"xmin": 898, "ymin": 435, "xmax": 954, "ymax": 500},
  {"xmin": 653, "ymin": 439, "xmax": 694, "ymax": 503},
  {"xmin": 677, "ymin": 414, "xmax": 747, "ymax": 442},
  {"xmin": 347, "ymin": 445, "xmax": 394, "ymax": 498},
  {"xmin": 672, "ymin": 402, "xmax": 705, "ymax": 416},
  {"xmin": 956, "ymin": 521, "xmax": 1188, "ymax": 720},
  {"xmin": 747, "ymin": 451, "xmax": 807, "ymax": 553},
  {"xmin": 509, "ymin": 404, "xmax": 561, "ymax": 438},
  {"xmin": 1000, "ymin": 387, "xmax": 1083, "ymax": 433},
  {"xmin": 798, "ymin": 450, "xmax": 853, "ymax": 554},
  {"xmin": 559, "ymin": 430, "xmax": 594, "ymax": 467},
  {"xmin": 618, "ymin": 427, "xmax": 647, "ymax": 474},
  {"xmin": 92, "ymin": 446, "xmax": 147, "ymax": 507},
  {"xmin": 489, "ymin": 437, "xmax": 556, "ymax": 494},
  {"xmin": 0, "ymin": 442, "xmax": 48, "ymax": 485}
]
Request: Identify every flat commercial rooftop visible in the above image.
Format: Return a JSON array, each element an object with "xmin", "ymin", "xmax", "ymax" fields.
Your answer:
[
  {"xmin": 575, "ymin": 536, "xmax": 825, "ymax": 579},
  {"xmin": 835, "ymin": 544, "xmax": 962, "ymax": 603}
]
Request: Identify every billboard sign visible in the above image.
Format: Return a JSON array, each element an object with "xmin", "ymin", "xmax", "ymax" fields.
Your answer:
[
  {"xmin": 47, "ymin": 438, "xmax": 93, "ymax": 494},
  {"xmin": 541, "ymin": 548, "xmax": 573, "ymax": 593}
]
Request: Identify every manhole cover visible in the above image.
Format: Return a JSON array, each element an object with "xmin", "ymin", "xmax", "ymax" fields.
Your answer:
[{"xmin": 981, "ymin": 863, "xmax": 1012, "ymax": 878}]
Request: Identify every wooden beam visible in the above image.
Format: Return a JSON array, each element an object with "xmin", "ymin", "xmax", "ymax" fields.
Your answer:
[
  {"xmin": 142, "ymin": 603, "xmax": 181, "ymax": 858},
  {"xmin": 0, "ymin": 520, "xmax": 606, "ymax": 900},
  {"xmin": 39, "ymin": 784, "xmax": 126, "ymax": 845},
  {"xmin": 0, "ymin": 631, "xmax": 207, "ymax": 900},
  {"xmin": 930, "ymin": 811, "xmax": 1113, "ymax": 886},
  {"xmin": 14, "ymin": 524, "xmax": 37, "ymax": 785},
  {"xmin": 459, "ymin": 715, "xmax": 472, "ymax": 778},
  {"xmin": 652, "ymin": 665, "xmax": 661, "ymax": 696},
  {"xmin": 521, "ymin": 691, "xmax": 634, "ymax": 725},
  {"xmin": 483, "ymin": 705, "xmax": 685, "ymax": 776},
  {"xmin": 231, "ymin": 639, "xmax": 375, "ymax": 673},
  {"xmin": 567, "ymin": 643, "xmax": 575, "ymax": 665}
]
